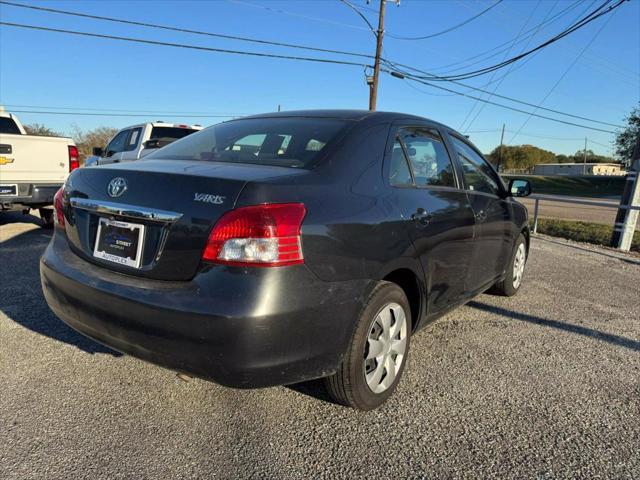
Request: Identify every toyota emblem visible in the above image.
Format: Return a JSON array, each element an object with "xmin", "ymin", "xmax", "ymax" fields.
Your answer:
[{"xmin": 107, "ymin": 177, "xmax": 127, "ymax": 198}]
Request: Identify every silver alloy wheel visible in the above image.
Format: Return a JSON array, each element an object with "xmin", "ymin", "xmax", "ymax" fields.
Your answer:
[
  {"xmin": 513, "ymin": 243, "xmax": 526, "ymax": 289},
  {"xmin": 363, "ymin": 302, "xmax": 408, "ymax": 394}
]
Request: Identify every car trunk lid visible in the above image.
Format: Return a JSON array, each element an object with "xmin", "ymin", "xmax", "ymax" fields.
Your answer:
[{"xmin": 62, "ymin": 159, "xmax": 301, "ymax": 280}]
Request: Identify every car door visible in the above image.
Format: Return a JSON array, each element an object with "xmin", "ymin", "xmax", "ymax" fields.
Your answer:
[
  {"xmin": 447, "ymin": 134, "xmax": 513, "ymax": 293},
  {"xmin": 387, "ymin": 124, "xmax": 476, "ymax": 315},
  {"xmin": 100, "ymin": 129, "xmax": 129, "ymax": 165}
]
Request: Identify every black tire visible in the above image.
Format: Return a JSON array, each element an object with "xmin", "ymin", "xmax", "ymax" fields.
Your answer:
[
  {"xmin": 39, "ymin": 208, "xmax": 54, "ymax": 229},
  {"xmin": 324, "ymin": 281, "xmax": 412, "ymax": 410},
  {"xmin": 489, "ymin": 233, "xmax": 527, "ymax": 297}
]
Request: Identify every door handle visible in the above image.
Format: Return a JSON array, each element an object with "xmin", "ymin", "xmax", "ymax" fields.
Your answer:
[
  {"xmin": 474, "ymin": 210, "xmax": 487, "ymax": 222},
  {"xmin": 0, "ymin": 144, "xmax": 12, "ymax": 154},
  {"xmin": 411, "ymin": 208, "xmax": 432, "ymax": 227}
]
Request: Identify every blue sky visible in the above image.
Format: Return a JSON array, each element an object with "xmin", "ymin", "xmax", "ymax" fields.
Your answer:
[{"xmin": 1, "ymin": 0, "xmax": 638, "ymax": 156}]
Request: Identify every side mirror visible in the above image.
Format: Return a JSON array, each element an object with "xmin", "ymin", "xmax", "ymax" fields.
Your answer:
[
  {"xmin": 92, "ymin": 147, "xmax": 104, "ymax": 157},
  {"xmin": 508, "ymin": 179, "xmax": 532, "ymax": 197}
]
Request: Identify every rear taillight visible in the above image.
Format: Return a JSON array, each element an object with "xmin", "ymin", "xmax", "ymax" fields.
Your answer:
[
  {"xmin": 53, "ymin": 187, "xmax": 65, "ymax": 228},
  {"xmin": 203, "ymin": 203, "xmax": 306, "ymax": 267},
  {"xmin": 68, "ymin": 145, "xmax": 79, "ymax": 172}
]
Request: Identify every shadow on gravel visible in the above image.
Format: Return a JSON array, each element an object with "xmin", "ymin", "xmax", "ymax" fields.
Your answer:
[
  {"xmin": 0, "ymin": 210, "xmax": 46, "ymax": 227},
  {"xmin": 469, "ymin": 301, "xmax": 640, "ymax": 352},
  {"xmin": 286, "ymin": 378, "xmax": 338, "ymax": 405},
  {"xmin": 0, "ymin": 225, "xmax": 121, "ymax": 356},
  {"xmin": 535, "ymin": 236, "xmax": 640, "ymax": 265}
]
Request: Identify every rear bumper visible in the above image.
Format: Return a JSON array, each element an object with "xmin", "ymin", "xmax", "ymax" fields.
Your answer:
[
  {"xmin": 40, "ymin": 232, "xmax": 372, "ymax": 388},
  {"xmin": 1, "ymin": 183, "xmax": 61, "ymax": 210}
]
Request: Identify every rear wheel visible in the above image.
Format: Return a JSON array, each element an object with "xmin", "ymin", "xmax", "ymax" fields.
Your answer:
[
  {"xmin": 39, "ymin": 208, "xmax": 54, "ymax": 229},
  {"xmin": 490, "ymin": 233, "xmax": 527, "ymax": 296},
  {"xmin": 324, "ymin": 281, "xmax": 411, "ymax": 410}
]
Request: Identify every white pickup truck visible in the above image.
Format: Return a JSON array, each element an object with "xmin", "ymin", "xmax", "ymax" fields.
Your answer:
[
  {"xmin": 0, "ymin": 108, "xmax": 78, "ymax": 226},
  {"xmin": 86, "ymin": 121, "xmax": 202, "ymax": 166}
]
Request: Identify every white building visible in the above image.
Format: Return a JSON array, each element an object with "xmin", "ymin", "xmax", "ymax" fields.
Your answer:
[{"xmin": 533, "ymin": 163, "xmax": 626, "ymax": 176}]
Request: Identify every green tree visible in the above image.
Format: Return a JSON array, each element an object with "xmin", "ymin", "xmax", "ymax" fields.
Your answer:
[
  {"xmin": 23, "ymin": 123, "xmax": 63, "ymax": 137},
  {"xmin": 71, "ymin": 125, "xmax": 118, "ymax": 162},
  {"xmin": 615, "ymin": 103, "xmax": 640, "ymax": 165},
  {"xmin": 487, "ymin": 144, "xmax": 556, "ymax": 172}
]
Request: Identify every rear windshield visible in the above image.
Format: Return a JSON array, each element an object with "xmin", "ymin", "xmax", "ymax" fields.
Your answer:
[
  {"xmin": 148, "ymin": 118, "xmax": 350, "ymax": 168},
  {"xmin": 150, "ymin": 126, "xmax": 198, "ymax": 141},
  {"xmin": 0, "ymin": 117, "xmax": 22, "ymax": 135}
]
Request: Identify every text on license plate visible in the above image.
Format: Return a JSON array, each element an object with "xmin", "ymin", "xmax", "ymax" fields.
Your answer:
[{"xmin": 93, "ymin": 218, "xmax": 145, "ymax": 268}]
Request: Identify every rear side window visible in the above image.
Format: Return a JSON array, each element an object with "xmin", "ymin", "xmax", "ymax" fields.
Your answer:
[
  {"xmin": 451, "ymin": 137, "xmax": 501, "ymax": 196},
  {"xmin": 148, "ymin": 118, "xmax": 350, "ymax": 168},
  {"xmin": 150, "ymin": 126, "xmax": 198, "ymax": 141},
  {"xmin": 393, "ymin": 127, "xmax": 456, "ymax": 188},
  {"xmin": 0, "ymin": 117, "xmax": 21, "ymax": 134},
  {"xmin": 389, "ymin": 138, "xmax": 413, "ymax": 186},
  {"xmin": 124, "ymin": 127, "xmax": 142, "ymax": 151}
]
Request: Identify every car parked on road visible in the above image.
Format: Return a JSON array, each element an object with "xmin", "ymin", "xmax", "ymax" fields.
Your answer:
[
  {"xmin": 40, "ymin": 110, "xmax": 531, "ymax": 410},
  {"xmin": 0, "ymin": 107, "xmax": 78, "ymax": 226},
  {"xmin": 85, "ymin": 121, "xmax": 202, "ymax": 166}
]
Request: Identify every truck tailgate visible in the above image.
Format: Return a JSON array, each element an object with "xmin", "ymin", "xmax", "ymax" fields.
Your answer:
[{"xmin": 0, "ymin": 133, "xmax": 71, "ymax": 183}]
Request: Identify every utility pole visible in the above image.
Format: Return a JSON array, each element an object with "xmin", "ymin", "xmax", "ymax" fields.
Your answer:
[
  {"xmin": 369, "ymin": 0, "xmax": 386, "ymax": 111},
  {"xmin": 497, "ymin": 123, "xmax": 505, "ymax": 173},
  {"xmin": 582, "ymin": 137, "xmax": 588, "ymax": 175},
  {"xmin": 611, "ymin": 136, "xmax": 640, "ymax": 251}
]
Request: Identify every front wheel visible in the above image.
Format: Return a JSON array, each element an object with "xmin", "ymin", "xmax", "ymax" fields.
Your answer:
[
  {"xmin": 324, "ymin": 281, "xmax": 411, "ymax": 410},
  {"xmin": 490, "ymin": 233, "xmax": 527, "ymax": 296}
]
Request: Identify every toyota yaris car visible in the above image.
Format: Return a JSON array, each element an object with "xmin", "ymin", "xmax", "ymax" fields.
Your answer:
[{"xmin": 40, "ymin": 110, "xmax": 531, "ymax": 410}]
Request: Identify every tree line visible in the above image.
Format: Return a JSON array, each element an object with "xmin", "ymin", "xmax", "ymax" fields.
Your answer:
[
  {"xmin": 485, "ymin": 144, "xmax": 618, "ymax": 172},
  {"xmin": 21, "ymin": 102, "xmax": 640, "ymax": 169}
]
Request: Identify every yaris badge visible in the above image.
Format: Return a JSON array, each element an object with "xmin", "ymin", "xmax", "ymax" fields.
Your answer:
[{"xmin": 107, "ymin": 177, "xmax": 127, "ymax": 198}]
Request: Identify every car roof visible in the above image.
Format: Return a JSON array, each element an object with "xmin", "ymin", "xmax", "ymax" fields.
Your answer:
[{"xmin": 241, "ymin": 109, "xmax": 451, "ymax": 127}]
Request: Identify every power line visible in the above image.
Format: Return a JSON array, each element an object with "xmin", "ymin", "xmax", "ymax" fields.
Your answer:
[
  {"xmin": 507, "ymin": 4, "xmax": 617, "ymax": 144},
  {"xmin": 459, "ymin": 0, "xmax": 546, "ymax": 132},
  {"xmin": 428, "ymin": 0, "xmax": 584, "ymax": 74},
  {"xmin": 386, "ymin": 0, "xmax": 503, "ymax": 40},
  {"xmin": 395, "ymin": 0, "xmax": 625, "ymax": 82},
  {"xmin": 2, "ymin": 1, "xmax": 621, "ymax": 129},
  {"xmin": 337, "ymin": 0, "xmax": 376, "ymax": 35},
  {"xmin": 383, "ymin": 59, "xmax": 624, "ymax": 128},
  {"xmin": 7, "ymin": 110, "xmax": 242, "ymax": 118},
  {"xmin": 2, "ymin": 104, "xmax": 249, "ymax": 115},
  {"xmin": 0, "ymin": 21, "xmax": 372, "ymax": 68},
  {"xmin": 0, "ymin": 0, "xmax": 374, "ymax": 60},
  {"xmin": 227, "ymin": 0, "xmax": 371, "ymax": 32},
  {"xmin": 385, "ymin": 71, "xmax": 617, "ymax": 134}
]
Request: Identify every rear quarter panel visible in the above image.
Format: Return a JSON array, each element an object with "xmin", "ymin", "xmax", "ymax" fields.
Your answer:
[{"xmin": 236, "ymin": 120, "xmax": 420, "ymax": 283}]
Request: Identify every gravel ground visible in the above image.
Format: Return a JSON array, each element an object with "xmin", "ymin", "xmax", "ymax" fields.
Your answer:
[{"xmin": 1, "ymin": 212, "xmax": 639, "ymax": 479}]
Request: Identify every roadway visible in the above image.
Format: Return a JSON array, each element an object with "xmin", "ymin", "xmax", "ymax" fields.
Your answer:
[{"xmin": 518, "ymin": 195, "xmax": 640, "ymax": 230}]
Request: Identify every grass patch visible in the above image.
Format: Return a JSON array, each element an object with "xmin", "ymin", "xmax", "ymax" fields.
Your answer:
[
  {"xmin": 503, "ymin": 174, "xmax": 625, "ymax": 198},
  {"xmin": 533, "ymin": 218, "xmax": 640, "ymax": 252}
]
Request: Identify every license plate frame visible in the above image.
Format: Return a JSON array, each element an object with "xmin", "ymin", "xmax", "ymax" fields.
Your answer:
[
  {"xmin": 0, "ymin": 184, "xmax": 18, "ymax": 196},
  {"xmin": 93, "ymin": 217, "xmax": 145, "ymax": 269}
]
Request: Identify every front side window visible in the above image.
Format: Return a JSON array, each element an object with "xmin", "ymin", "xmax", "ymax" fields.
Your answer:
[
  {"xmin": 451, "ymin": 137, "xmax": 501, "ymax": 196},
  {"xmin": 105, "ymin": 130, "xmax": 129, "ymax": 157},
  {"xmin": 398, "ymin": 127, "xmax": 456, "ymax": 188},
  {"xmin": 148, "ymin": 118, "xmax": 350, "ymax": 168}
]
